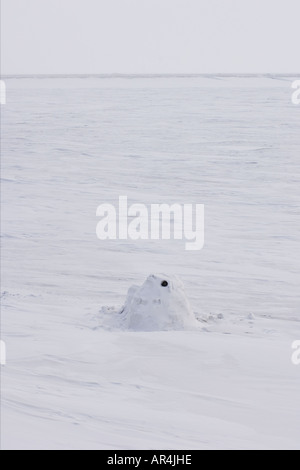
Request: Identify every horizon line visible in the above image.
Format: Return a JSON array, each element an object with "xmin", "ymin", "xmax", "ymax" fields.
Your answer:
[{"xmin": 1, "ymin": 73, "xmax": 299, "ymax": 79}]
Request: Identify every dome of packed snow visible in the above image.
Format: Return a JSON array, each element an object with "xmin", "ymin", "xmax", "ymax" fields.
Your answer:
[{"xmin": 119, "ymin": 274, "xmax": 198, "ymax": 331}]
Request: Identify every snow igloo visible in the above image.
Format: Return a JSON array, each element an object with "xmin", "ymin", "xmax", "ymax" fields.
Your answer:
[{"xmin": 120, "ymin": 274, "xmax": 197, "ymax": 331}]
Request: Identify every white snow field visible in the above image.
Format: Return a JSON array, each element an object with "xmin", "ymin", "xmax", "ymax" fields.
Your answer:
[{"xmin": 1, "ymin": 75, "xmax": 300, "ymax": 450}]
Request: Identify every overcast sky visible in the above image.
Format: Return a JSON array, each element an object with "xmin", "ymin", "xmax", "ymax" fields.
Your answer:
[{"xmin": 1, "ymin": 0, "xmax": 299, "ymax": 75}]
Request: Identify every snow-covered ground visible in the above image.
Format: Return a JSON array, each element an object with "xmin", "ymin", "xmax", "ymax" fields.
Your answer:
[{"xmin": 1, "ymin": 75, "xmax": 300, "ymax": 450}]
